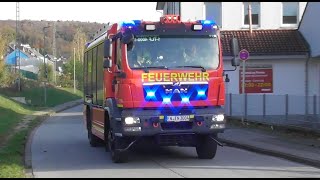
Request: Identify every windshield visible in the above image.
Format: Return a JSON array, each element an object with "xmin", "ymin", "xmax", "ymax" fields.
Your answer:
[{"xmin": 126, "ymin": 35, "xmax": 219, "ymax": 70}]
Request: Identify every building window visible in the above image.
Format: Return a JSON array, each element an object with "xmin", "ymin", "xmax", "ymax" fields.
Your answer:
[
  {"xmin": 166, "ymin": 2, "xmax": 180, "ymax": 15},
  {"xmin": 282, "ymin": 2, "xmax": 298, "ymax": 24},
  {"xmin": 243, "ymin": 2, "xmax": 260, "ymax": 25}
]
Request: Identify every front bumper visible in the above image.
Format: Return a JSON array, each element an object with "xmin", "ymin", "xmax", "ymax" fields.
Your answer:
[{"xmin": 112, "ymin": 106, "xmax": 225, "ymax": 136}]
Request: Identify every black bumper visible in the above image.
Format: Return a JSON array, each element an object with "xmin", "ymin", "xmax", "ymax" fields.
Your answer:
[{"xmin": 112, "ymin": 106, "xmax": 225, "ymax": 136}]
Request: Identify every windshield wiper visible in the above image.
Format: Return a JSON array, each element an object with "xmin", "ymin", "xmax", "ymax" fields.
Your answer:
[
  {"xmin": 132, "ymin": 66, "xmax": 168, "ymax": 73},
  {"xmin": 173, "ymin": 66, "xmax": 206, "ymax": 72}
]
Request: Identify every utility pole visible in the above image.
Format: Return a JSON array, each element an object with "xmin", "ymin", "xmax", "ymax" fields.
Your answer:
[
  {"xmin": 43, "ymin": 25, "xmax": 50, "ymax": 106},
  {"xmin": 16, "ymin": 2, "xmax": 21, "ymax": 91},
  {"xmin": 52, "ymin": 21, "xmax": 57, "ymax": 85},
  {"xmin": 248, "ymin": 2, "xmax": 253, "ymax": 34},
  {"xmin": 74, "ymin": 47, "xmax": 76, "ymax": 93}
]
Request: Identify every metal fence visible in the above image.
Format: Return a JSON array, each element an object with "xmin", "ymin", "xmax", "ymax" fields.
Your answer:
[{"xmin": 225, "ymin": 94, "xmax": 320, "ymax": 133}]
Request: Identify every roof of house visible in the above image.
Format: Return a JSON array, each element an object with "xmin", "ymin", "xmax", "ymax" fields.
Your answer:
[{"xmin": 220, "ymin": 29, "xmax": 309, "ymax": 56}]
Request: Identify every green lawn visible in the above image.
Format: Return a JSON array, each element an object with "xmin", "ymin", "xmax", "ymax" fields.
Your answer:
[
  {"xmin": 0, "ymin": 87, "xmax": 82, "ymax": 107},
  {"xmin": 0, "ymin": 87, "xmax": 82, "ymax": 178},
  {"xmin": 0, "ymin": 95, "xmax": 33, "ymax": 142}
]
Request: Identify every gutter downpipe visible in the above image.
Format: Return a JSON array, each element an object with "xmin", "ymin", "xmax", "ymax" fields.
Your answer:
[{"xmin": 305, "ymin": 52, "xmax": 311, "ymax": 117}]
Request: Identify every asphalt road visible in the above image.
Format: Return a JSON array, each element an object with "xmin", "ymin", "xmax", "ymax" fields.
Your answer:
[{"xmin": 31, "ymin": 105, "xmax": 320, "ymax": 178}]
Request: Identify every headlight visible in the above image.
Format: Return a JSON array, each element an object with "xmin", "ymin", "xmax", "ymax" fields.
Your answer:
[
  {"xmin": 212, "ymin": 114, "xmax": 224, "ymax": 122},
  {"xmin": 124, "ymin": 117, "xmax": 140, "ymax": 125}
]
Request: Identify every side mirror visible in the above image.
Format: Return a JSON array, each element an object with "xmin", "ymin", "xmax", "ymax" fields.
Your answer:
[
  {"xmin": 121, "ymin": 32, "xmax": 134, "ymax": 44},
  {"xmin": 103, "ymin": 59, "xmax": 112, "ymax": 69},
  {"xmin": 231, "ymin": 57, "xmax": 240, "ymax": 67},
  {"xmin": 104, "ymin": 39, "xmax": 112, "ymax": 58},
  {"xmin": 231, "ymin": 37, "xmax": 239, "ymax": 57},
  {"xmin": 230, "ymin": 37, "xmax": 240, "ymax": 67}
]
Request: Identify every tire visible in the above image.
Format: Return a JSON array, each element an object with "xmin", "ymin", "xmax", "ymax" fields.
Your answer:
[
  {"xmin": 108, "ymin": 130, "xmax": 128, "ymax": 163},
  {"xmin": 88, "ymin": 124, "xmax": 101, "ymax": 147},
  {"xmin": 104, "ymin": 126, "xmax": 110, "ymax": 152},
  {"xmin": 196, "ymin": 134, "xmax": 218, "ymax": 159}
]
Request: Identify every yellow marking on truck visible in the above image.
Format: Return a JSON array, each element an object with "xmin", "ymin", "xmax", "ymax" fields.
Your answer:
[
  {"xmin": 189, "ymin": 115, "xmax": 195, "ymax": 118},
  {"xmin": 159, "ymin": 115, "xmax": 164, "ymax": 120},
  {"xmin": 92, "ymin": 124, "xmax": 104, "ymax": 134},
  {"xmin": 142, "ymin": 72, "xmax": 209, "ymax": 82},
  {"xmin": 117, "ymin": 104, "xmax": 123, "ymax": 108}
]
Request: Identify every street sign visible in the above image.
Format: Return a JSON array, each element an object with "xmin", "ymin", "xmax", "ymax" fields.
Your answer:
[{"xmin": 239, "ymin": 49, "xmax": 249, "ymax": 61}]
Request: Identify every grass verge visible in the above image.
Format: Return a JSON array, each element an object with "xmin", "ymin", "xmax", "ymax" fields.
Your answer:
[{"xmin": 0, "ymin": 87, "xmax": 82, "ymax": 178}]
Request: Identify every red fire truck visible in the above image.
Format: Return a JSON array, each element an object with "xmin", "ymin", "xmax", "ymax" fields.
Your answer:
[{"xmin": 83, "ymin": 15, "xmax": 239, "ymax": 163}]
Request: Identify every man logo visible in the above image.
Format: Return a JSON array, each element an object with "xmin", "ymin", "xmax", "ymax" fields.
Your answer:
[
  {"xmin": 173, "ymin": 82, "xmax": 181, "ymax": 87},
  {"xmin": 164, "ymin": 82, "xmax": 188, "ymax": 94}
]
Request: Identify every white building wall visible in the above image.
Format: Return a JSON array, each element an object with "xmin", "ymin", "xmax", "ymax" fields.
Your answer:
[
  {"xmin": 224, "ymin": 58, "xmax": 306, "ymax": 95},
  {"xmin": 200, "ymin": 2, "xmax": 307, "ymax": 30},
  {"xmin": 220, "ymin": 2, "xmax": 243, "ymax": 30},
  {"xmin": 260, "ymin": 2, "xmax": 281, "ymax": 29},
  {"xmin": 204, "ymin": 2, "xmax": 222, "ymax": 27},
  {"xmin": 224, "ymin": 58, "xmax": 308, "ymax": 116},
  {"xmin": 308, "ymin": 58, "xmax": 320, "ymax": 96},
  {"xmin": 180, "ymin": 2, "xmax": 204, "ymax": 21}
]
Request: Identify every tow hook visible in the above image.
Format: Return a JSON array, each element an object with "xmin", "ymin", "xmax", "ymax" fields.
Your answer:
[{"xmin": 209, "ymin": 136, "xmax": 224, "ymax": 147}]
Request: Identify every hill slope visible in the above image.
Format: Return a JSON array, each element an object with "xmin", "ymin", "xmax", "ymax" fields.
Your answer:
[{"xmin": 0, "ymin": 20, "xmax": 105, "ymax": 58}]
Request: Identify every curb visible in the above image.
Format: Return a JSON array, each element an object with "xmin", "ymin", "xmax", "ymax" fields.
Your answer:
[
  {"xmin": 218, "ymin": 137, "xmax": 320, "ymax": 169},
  {"xmin": 24, "ymin": 99, "xmax": 83, "ymax": 178}
]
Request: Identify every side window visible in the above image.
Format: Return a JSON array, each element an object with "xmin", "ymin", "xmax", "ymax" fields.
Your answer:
[
  {"xmin": 116, "ymin": 38, "xmax": 122, "ymax": 69},
  {"xmin": 84, "ymin": 52, "xmax": 88, "ymax": 95},
  {"xmin": 97, "ymin": 43, "xmax": 104, "ymax": 106},
  {"xmin": 92, "ymin": 47, "xmax": 97, "ymax": 105},
  {"xmin": 88, "ymin": 50, "xmax": 92, "ymax": 97}
]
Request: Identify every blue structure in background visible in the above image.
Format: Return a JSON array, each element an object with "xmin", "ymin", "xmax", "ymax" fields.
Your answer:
[{"xmin": 5, "ymin": 49, "xmax": 29, "ymax": 65}]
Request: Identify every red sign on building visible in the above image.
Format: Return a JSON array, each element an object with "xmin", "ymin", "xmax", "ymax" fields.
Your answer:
[{"xmin": 239, "ymin": 64, "xmax": 273, "ymax": 93}]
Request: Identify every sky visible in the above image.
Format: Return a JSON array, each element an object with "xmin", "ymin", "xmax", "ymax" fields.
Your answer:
[{"xmin": 0, "ymin": 2, "xmax": 162, "ymax": 23}]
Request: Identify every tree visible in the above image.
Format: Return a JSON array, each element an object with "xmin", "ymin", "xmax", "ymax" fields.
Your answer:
[
  {"xmin": 72, "ymin": 27, "xmax": 87, "ymax": 63},
  {"xmin": 38, "ymin": 62, "xmax": 53, "ymax": 83},
  {"xmin": 0, "ymin": 26, "xmax": 16, "ymax": 88},
  {"xmin": 0, "ymin": 25, "xmax": 15, "ymax": 61},
  {"xmin": 61, "ymin": 57, "xmax": 83, "ymax": 90}
]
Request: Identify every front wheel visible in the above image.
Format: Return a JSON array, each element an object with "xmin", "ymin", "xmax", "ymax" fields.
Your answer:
[
  {"xmin": 196, "ymin": 134, "xmax": 218, "ymax": 159},
  {"xmin": 108, "ymin": 130, "xmax": 128, "ymax": 163},
  {"xmin": 88, "ymin": 125, "xmax": 101, "ymax": 147}
]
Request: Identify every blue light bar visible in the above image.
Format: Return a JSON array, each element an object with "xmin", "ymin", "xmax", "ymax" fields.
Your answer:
[
  {"xmin": 182, "ymin": 97, "xmax": 189, "ymax": 103},
  {"xmin": 147, "ymin": 91, "xmax": 155, "ymax": 97},
  {"xmin": 121, "ymin": 20, "xmax": 142, "ymax": 28},
  {"xmin": 122, "ymin": 20, "xmax": 135, "ymax": 26},
  {"xmin": 133, "ymin": 20, "xmax": 141, "ymax": 25},
  {"xmin": 200, "ymin": 20, "xmax": 216, "ymax": 25},
  {"xmin": 163, "ymin": 98, "xmax": 171, "ymax": 104},
  {"xmin": 198, "ymin": 90, "xmax": 206, "ymax": 96}
]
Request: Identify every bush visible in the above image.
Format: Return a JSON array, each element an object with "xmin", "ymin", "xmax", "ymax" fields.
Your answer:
[{"xmin": 0, "ymin": 65, "xmax": 18, "ymax": 88}]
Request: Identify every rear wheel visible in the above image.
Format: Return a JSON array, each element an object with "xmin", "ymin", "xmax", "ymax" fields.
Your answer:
[
  {"xmin": 108, "ymin": 130, "xmax": 128, "ymax": 163},
  {"xmin": 196, "ymin": 134, "xmax": 218, "ymax": 159}
]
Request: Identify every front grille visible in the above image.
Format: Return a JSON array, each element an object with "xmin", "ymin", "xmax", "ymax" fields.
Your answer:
[
  {"xmin": 155, "ymin": 133, "xmax": 196, "ymax": 146},
  {"xmin": 143, "ymin": 84, "xmax": 208, "ymax": 102}
]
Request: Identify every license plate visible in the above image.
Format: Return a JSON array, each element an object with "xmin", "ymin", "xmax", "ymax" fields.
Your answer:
[{"xmin": 166, "ymin": 115, "xmax": 190, "ymax": 122}]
